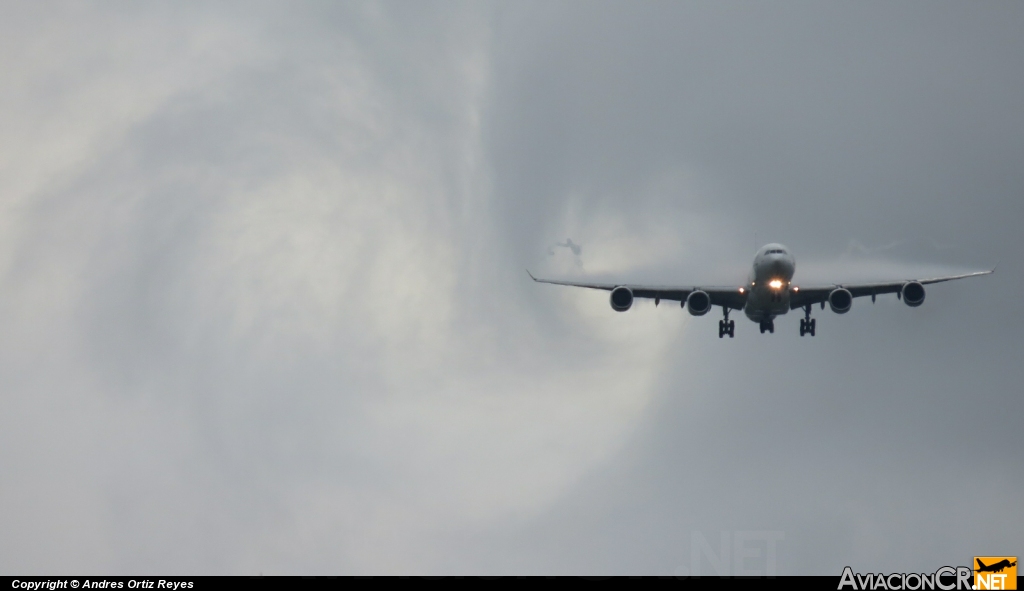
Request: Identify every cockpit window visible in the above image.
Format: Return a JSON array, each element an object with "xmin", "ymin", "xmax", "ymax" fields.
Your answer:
[{"xmin": 765, "ymin": 249, "xmax": 785, "ymax": 255}]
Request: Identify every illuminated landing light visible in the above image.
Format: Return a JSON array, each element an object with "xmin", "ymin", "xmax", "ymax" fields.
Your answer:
[
  {"xmin": 739, "ymin": 287, "xmax": 745, "ymax": 294},
  {"xmin": 792, "ymin": 286, "xmax": 800, "ymax": 292},
  {"xmin": 768, "ymin": 279, "xmax": 783, "ymax": 289}
]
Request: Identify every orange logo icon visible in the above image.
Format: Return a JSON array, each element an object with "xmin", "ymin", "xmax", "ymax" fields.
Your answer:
[{"xmin": 974, "ymin": 557, "xmax": 1017, "ymax": 590}]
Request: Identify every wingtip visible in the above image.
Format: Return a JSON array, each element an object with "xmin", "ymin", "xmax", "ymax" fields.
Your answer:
[{"xmin": 526, "ymin": 268, "xmax": 537, "ymax": 281}]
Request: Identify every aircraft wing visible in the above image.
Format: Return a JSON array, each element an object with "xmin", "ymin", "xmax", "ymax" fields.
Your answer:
[
  {"xmin": 527, "ymin": 271, "xmax": 749, "ymax": 310},
  {"xmin": 789, "ymin": 269, "xmax": 994, "ymax": 309}
]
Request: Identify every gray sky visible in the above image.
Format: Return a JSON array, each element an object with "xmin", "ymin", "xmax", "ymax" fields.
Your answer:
[{"xmin": 0, "ymin": 1, "xmax": 1021, "ymax": 575}]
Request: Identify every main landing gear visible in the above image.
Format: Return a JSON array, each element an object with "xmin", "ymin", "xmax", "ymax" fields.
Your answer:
[
  {"xmin": 799, "ymin": 304, "xmax": 816, "ymax": 337},
  {"xmin": 759, "ymin": 320, "xmax": 774, "ymax": 334},
  {"xmin": 718, "ymin": 307, "xmax": 735, "ymax": 338}
]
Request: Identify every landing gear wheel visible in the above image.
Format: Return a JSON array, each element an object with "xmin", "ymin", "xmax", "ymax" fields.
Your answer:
[
  {"xmin": 719, "ymin": 307, "xmax": 735, "ymax": 339},
  {"xmin": 800, "ymin": 305, "xmax": 816, "ymax": 337},
  {"xmin": 759, "ymin": 320, "xmax": 774, "ymax": 334}
]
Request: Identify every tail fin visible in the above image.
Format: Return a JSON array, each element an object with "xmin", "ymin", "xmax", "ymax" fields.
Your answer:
[{"xmin": 977, "ymin": 559, "xmax": 988, "ymax": 569}]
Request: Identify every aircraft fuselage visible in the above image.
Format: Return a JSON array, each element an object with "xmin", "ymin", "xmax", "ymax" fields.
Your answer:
[{"xmin": 744, "ymin": 243, "xmax": 796, "ymax": 322}]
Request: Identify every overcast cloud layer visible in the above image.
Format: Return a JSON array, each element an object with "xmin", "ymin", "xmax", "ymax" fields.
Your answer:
[{"xmin": 0, "ymin": 2, "xmax": 1021, "ymax": 575}]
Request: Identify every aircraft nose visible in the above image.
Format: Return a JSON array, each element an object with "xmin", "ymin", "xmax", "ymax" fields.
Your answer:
[{"xmin": 769, "ymin": 256, "xmax": 794, "ymax": 276}]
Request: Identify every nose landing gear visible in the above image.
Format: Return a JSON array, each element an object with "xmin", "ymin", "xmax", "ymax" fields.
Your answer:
[
  {"xmin": 799, "ymin": 305, "xmax": 816, "ymax": 336},
  {"xmin": 759, "ymin": 320, "xmax": 774, "ymax": 334},
  {"xmin": 718, "ymin": 307, "xmax": 735, "ymax": 338}
]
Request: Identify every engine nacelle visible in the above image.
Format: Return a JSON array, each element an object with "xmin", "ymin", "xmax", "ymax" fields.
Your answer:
[
  {"xmin": 828, "ymin": 288, "xmax": 853, "ymax": 314},
  {"xmin": 901, "ymin": 281, "xmax": 925, "ymax": 307},
  {"xmin": 609, "ymin": 286, "xmax": 634, "ymax": 312},
  {"xmin": 685, "ymin": 290, "xmax": 712, "ymax": 316}
]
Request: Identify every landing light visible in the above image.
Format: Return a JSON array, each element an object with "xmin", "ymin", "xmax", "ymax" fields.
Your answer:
[
  {"xmin": 769, "ymin": 279, "xmax": 783, "ymax": 289},
  {"xmin": 739, "ymin": 287, "xmax": 745, "ymax": 294},
  {"xmin": 793, "ymin": 286, "xmax": 799, "ymax": 292}
]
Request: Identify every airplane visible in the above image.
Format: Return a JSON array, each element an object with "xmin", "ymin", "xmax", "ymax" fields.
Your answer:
[
  {"xmin": 528, "ymin": 242, "xmax": 993, "ymax": 338},
  {"xmin": 976, "ymin": 558, "xmax": 1016, "ymax": 573}
]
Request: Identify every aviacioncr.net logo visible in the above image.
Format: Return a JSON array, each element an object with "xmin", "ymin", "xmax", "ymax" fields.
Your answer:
[{"xmin": 838, "ymin": 566, "xmax": 973, "ymax": 590}]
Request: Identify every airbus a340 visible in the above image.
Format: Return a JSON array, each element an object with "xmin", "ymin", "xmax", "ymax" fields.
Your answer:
[{"xmin": 529, "ymin": 243, "xmax": 992, "ymax": 338}]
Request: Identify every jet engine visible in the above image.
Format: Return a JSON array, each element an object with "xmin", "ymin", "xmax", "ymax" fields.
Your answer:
[
  {"xmin": 828, "ymin": 288, "xmax": 853, "ymax": 314},
  {"xmin": 685, "ymin": 290, "xmax": 712, "ymax": 316},
  {"xmin": 901, "ymin": 281, "xmax": 925, "ymax": 307},
  {"xmin": 609, "ymin": 286, "xmax": 634, "ymax": 312}
]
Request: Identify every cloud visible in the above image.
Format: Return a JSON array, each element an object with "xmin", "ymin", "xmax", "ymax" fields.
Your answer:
[
  {"xmin": 0, "ymin": 2, "xmax": 697, "ymax": 574},
  {"xmin": 1, "ymin": 1, "xmax": 1022, "ymax": 575}
]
